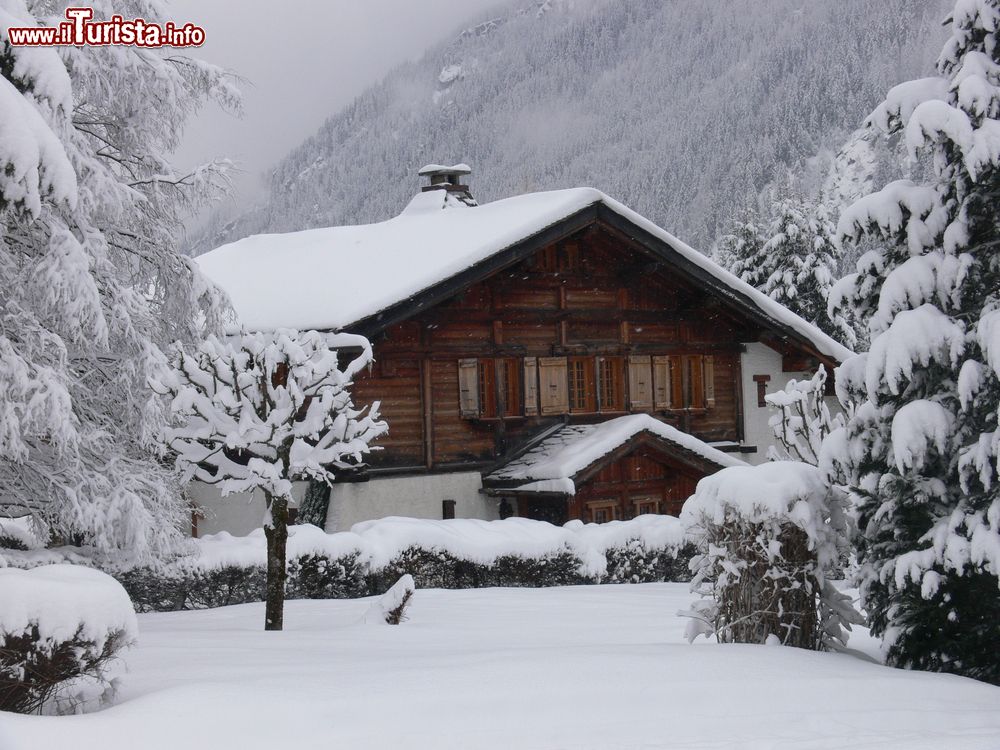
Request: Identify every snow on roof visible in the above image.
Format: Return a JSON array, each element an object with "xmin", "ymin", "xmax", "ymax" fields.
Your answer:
[
  {"xmin": 196, "ymin": 187, "xmax": 852, "ymax": 362},
  {"xmin": 485, "ymin": 414, "xmax": 745, "ymax": 495}
]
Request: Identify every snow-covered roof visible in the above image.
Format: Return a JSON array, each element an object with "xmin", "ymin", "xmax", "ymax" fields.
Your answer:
[
  {"xmin": 196, "ymin": 187, "xmax": 852, "ymax": 362},
  {"xmin": 484, "ymin": 414, "xmax": 746, "ymax": 495}
]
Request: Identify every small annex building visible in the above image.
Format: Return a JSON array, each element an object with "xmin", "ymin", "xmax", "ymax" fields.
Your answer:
[{"xmin": 193, "ymin": 165, "xmax": 850, "ymax": 535}]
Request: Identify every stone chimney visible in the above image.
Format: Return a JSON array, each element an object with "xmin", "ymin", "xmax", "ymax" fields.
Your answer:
[{"xmin": 417, "ymin": 163, "xmax": 476, "ymax": 206}]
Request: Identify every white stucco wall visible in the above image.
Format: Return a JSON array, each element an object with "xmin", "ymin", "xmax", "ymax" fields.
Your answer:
[
  {"xmin": 188, "ymin": 481, "xmax": 311, "ymax": 537},
  {"xmin": 325, "ymin": 471, "xmax": 495, "ymax": 532},
  {"xmin": 189, "ymin": 471, "xmax": 495, "ymax": 536},
  {"xmin": 738, "ymin": 342, "xmax": 842, "ymax": 465}
]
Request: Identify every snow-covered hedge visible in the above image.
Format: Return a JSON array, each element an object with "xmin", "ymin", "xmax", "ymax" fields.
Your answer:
[
  {"xmin": 107, "ymin": 516, "xmax": 693, "ymax": 611},
  {"xmin": 0, "ymin": 565, "xmax": 137, "ymax": 714},
  {"xmin": 680, "ymin": 462, "xmax": 860, "ymax": 650}
]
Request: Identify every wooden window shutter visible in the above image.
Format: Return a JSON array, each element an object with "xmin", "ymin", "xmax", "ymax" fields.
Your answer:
[
  {"xmin": 524, "ymin": 357, "xmax": 539, "ymax": 416},
  {"xmin": 669, "ymin": 356, "xmax": 684, "ymax": 408},
  {"xmin": 538, "ymin": 357, "xmax": 569, "ymax": 415},
  {"xmin": 704, "ymin": 355, "xmax": 716, "ymax": 408},
  {"xmin": 653, "ymin": 355, "xmax": 671, "ymax": 409},
  {"xmin": 458, "ymin": 358, "xmax": 479, "ymax": 417},
  {"xmin": 687, "ymin": 355, "xmax": 705, "ymax": 409},
  {"xmin": 628, "ymin": 355, "xmax": 652, "ymax": 410}
]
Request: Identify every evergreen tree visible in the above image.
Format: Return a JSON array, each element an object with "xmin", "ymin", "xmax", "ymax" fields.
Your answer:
[
  {"xmin": 825, "ymin": 0, "xmax": 1000, "ymax": 684},
  {"xmin": 0, "ymin": 1, "xmax": 239, "ymax": 565},
  {"xmin": 297, "ymin": 480, "xmax": 332, "ymax": 528},
  {"xmin": 720, "ymin": 200, "xmax": 854, "ymax": 345},
  {"xmin": 717, "ymin": 217, "xmax": 771, "ymax": 288}
]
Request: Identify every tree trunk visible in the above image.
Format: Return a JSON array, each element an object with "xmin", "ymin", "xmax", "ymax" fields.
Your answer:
[{"xmin": 263, "ymin": 492, "xmax": 289, "ymax": 631}]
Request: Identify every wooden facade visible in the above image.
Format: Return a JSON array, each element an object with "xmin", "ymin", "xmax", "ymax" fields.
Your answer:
[{"xmin": 346, "ymin": 214, "xmax": 830, "ymax": 522}]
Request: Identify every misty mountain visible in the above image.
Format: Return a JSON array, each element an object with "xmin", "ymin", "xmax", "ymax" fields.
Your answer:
[{"xmin": 192, "ymin": 0, "xmax": 950, "ymax": 255}]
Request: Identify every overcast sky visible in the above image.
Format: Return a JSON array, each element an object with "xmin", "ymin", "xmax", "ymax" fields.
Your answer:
[{"xmin": 168, "ymin": 0, "xmax": 501, "ymax": 218}]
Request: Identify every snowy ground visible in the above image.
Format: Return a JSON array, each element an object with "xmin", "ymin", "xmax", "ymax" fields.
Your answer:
[{"xmin": 1, "ymin": 583, "xmax": 998, "ymax": 750}]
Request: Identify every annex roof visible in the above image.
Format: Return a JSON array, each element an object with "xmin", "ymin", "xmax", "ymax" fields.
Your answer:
[
  {"xmin": 196, "ymin": 187, "xmax": 852, "ymax": 363},
  {"xmin": 483, "ymin": 414, "xmax": 746, "ymax": 496}
]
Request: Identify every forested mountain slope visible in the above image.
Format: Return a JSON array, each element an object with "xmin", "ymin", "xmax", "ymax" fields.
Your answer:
[{"xmin": 193, "ymin": 0, "xmax": 950, "ymax": 255}]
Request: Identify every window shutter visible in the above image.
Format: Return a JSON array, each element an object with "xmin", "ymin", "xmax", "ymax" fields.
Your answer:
[
  {"xmin": 653, "ymin": 355, "xmax": 671, "ymax": 409},
  {"xmin": 458, "ymin": 358, "xmax": 479, "ymax": 418},
  {"xmin": 688, "ymin": 355, "xmax": 705, "ymax": 409},
  {"xmin": 524, "ymin": 357, "xmax": 539, "ymax": 416},
  {"xmin": 628, "ymin": 355, "xmax": 652, "ymax": 410},
  {"xmin": 704, "ymin": 355, "xmax": 716, "ymax": 408},
  {"xmin": 670, "ymin": 356, "xmax": 684, "ymax": 408},
  {"xmin": 538, "ymin": 357, "xmax": 568, "ymax": 415}
]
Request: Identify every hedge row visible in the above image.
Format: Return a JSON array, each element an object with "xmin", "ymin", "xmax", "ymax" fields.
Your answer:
[{"xmin": 117, "ymin": 542, "xmax": 696, "ymax": 613}]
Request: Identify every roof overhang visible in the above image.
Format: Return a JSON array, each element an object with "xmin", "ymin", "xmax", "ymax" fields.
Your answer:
[{"xmin": 344, "ymin": 201, "xmax": 847, "ymax": 368}]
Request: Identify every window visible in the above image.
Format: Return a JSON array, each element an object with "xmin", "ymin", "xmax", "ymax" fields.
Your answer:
[
  {"xmin": 499, "ymin": 358, "xmax": 522, "ymax": 417},
  {"xmin": 587, "ymin": 500, "xmax": 619, "ymax": 524},
  {"xmin": 478, "ymin": 359, "xmax": 497, "ymax": 418},
  {"xmin": 460, "ymin": 354, "xmax": 714, "ymax": 419},
  {"xmin": 442, "ymin": 499, "xmax": 456, "ymax": 520},
  {"xmin": 458, "ymin": 358, "xmax": 524, "ymax": 419},
  {"xmin": 598, "ymin": 356, "xmax": 625, "ymax": 411},
  {"xmin": 568, "ymin": 357, "xmax": 596, "ymax": 412},
  {"xmin": 633, "ymin": 498, "xmax": 660, "ymax": 517},
  {"xmin": 650, "ymin": 354, "xmax": 716, "ymax": 411}
]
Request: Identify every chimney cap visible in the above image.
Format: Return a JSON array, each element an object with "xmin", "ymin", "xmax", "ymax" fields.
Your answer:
[{"xmin": 418, "ymin": 163, "xmax": 472, "ymax": 177}]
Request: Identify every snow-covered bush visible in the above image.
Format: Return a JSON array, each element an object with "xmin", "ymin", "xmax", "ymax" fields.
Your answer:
[
  {"xmin": 118, "ymin": 525, "xmax": 367, "ymax": 612},
  {"xmin": 363, "ymin": 575, "xmax": 416, "ymax": 625},
  {"xmin": 681, "ymin": 462, "xmax": 860, "ymax": 650},
  {"xmin": 604, "ymin": 540, "xmax": 697, "ymax": 584},
  {"xmin": 0, "ymin": 565, "xmax": 137, "ymax": 714},
  {"xmin": 113, "ymin": 516, "xmax": 694, "ymax": 610},
  {"xmin": 766, "ymin": 365, "xmax": 843, "ymax": 466}
]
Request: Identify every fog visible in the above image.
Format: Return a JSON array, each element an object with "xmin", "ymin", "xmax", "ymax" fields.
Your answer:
[{"xmin": 168, "ymin": 0, "xmax": 502, "ymax": 221}]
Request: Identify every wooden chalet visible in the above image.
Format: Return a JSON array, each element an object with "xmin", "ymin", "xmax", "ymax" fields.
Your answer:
[{"xmin": 194, "ymin": 165, "xmax": 851, "ymax": 532}]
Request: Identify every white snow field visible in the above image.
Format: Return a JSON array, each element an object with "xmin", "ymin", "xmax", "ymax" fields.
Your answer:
[{"xmin": 1, "ymin": 583, "xmax": 998, "ymax": 750}]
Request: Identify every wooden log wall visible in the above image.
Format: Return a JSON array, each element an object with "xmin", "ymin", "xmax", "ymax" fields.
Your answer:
[{"xmin": 350, "ymin": 220, "xmax": 768, "ymax": 471}]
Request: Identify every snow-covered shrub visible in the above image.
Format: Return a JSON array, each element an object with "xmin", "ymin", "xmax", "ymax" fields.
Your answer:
[
  {"xmin": 114, "ymin": 517, "xmax": 697, "ymax": 610},
  {"xmin": 119, "ymin": 525, "xmax": 367, "ymax": 611},
  {"xmin": 604, "ymin": 540, "xmax": 697, "ymax": 584},
  {"xmin": 0, "ymin": 566, "xmax": 137, "ymax": 714},
  {"xmin": 287, "ymin": 551, "xmax": 368, "ymax": 600},
  {"xmin": 486, "ymin": 549, "xmax": 588, "ymax": 588},
  {"xmin": 363, "ymin": 575, "xmax": 416, "ymax": 625},
  {"xmin": 370, "ymin": 546, "xmax": 486, "ymax": 591},
  {"xmin": 766, "ymin": 365, "xmax": 842, "ymax": 466},
  {"xmin": 681, "ymin": 462, "xmax": 860, "ymax": 650}
]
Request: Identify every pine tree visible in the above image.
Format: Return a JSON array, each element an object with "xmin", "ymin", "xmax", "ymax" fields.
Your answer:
[
  {"xmin": 155, "ymin": 330, "xmax": 388, "ymax": 630},
  {"xmin": 297, "ymin": 480, "xmax": 332, "ymax": 528},
  {"xmin": 825, "ymin": 0, "xmax": 1000, "ymax": 684},
  {"xmin": 716, "ymin": 217, "xmax": 770, "ymax": 284},
  {"xmin": 720, "ymin": 201, "xmax": 854, "ymax": 346},
  {"xmin": 0, "ymin": 2, "xmax": 240, "ymax": 565}
]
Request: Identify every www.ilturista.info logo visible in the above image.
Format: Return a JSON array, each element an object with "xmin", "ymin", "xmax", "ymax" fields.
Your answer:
[{"xmin": 7, "ymin": 7, "xmax": 205, "ymax": 47}]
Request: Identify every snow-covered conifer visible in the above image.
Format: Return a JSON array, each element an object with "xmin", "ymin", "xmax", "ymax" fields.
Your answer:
[
  {"xmin": 825, "ymin": 0, "xmax": 1000, "ymax": 684},
  {"xmin": 0, "ymin": 1, "xmax": 240, "ymax": 566},
  {"xmin": 721, "ymin": 202, "xmax": 853, "ymax": 345},
  {"xmin": 155, "ymin": 330, "xmax": 388, "ymax": 630}
]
